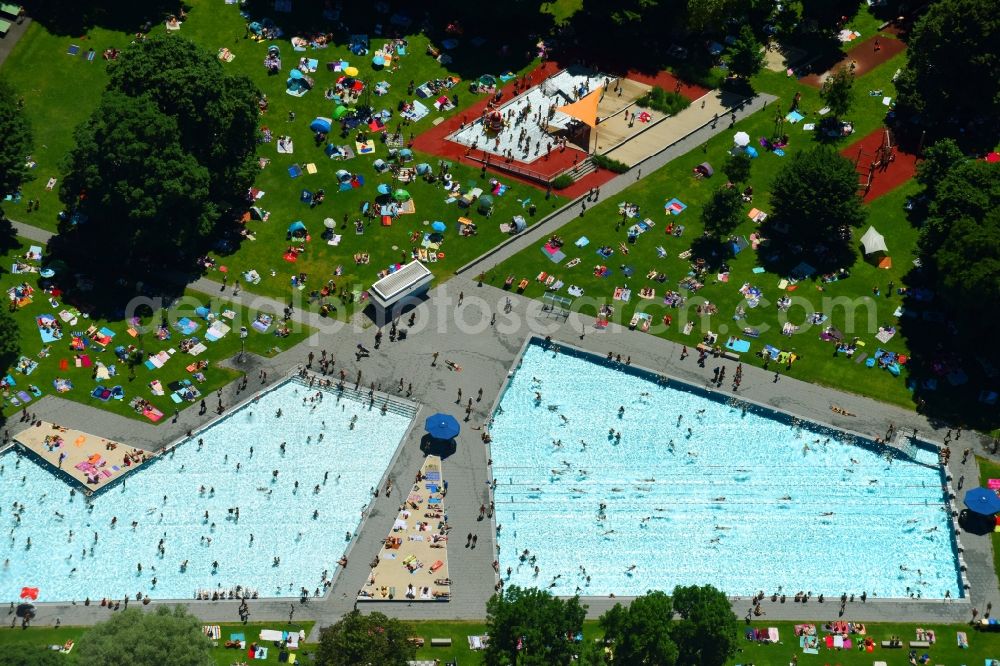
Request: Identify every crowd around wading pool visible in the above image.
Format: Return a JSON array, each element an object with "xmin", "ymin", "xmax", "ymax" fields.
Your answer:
[{"xmin": 0, "ymin": 379, "xmax": 411, "ymax": 602}]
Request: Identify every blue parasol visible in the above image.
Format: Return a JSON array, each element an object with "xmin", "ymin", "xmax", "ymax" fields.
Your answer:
[
  {"xmin": 431, "ymin": 221, "xmax": 446, "ymax": 232},
  {"xmin": 963, "ymin": 487, "xmax": 1000, "ymax": 515},
  {"xmin": 425, "ymin": 413, "xmax": 460, "ymax": 440}
]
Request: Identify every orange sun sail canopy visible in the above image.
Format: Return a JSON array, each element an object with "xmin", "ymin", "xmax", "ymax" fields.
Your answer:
[{"xmin": 556, "ymin": 87, "xmax": 602, "ymax": 127}]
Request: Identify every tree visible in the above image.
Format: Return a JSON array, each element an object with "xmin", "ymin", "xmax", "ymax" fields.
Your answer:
[
  {"xmin": 105, "ymin": 36, "xmax": 259, "ymax": 208},
  {"xmin": 56, "ymin": 36, "xmax": 259, "ymax": 284},
  {"xmin": 670, "ymin": 584, "xmax": 741, "ymax": 666},
  {"xmin": 770, "ymin": 146, "xmax": 865, "ymax": 241},
  {"xmin": 895, "ymin": 0, "xmax": 1000, "ymax": 148},
  {"xmin": 723, "ymin": 151, "xmax": 752, "ymax": 184},
  {"xmin": 0, "ymin": 306, "xmax": 20, "ymax": 371},
  {"xmin": 934, "ymin": 209, "xmax": 1000, "ymax": 312},
  {"xmin": 600, "ymin": 591, "xmax": 679, "ymax": 665},
  {"xmin": 76, "ymin": 606, "xmax": 212, "ymax": 665},
  {"xmin": 727, "ymin": 25, "xmax": 765, "ymax": 80},
  {"xmin": 484, "ymin": 586, "xmax": 587, "ymax": 666},
  {"xmin": 316, "ymin": 610, "xmax": 415, "ymax": 666},
  {"xmin": 915, "ymin": 138, "xmax": 965, "ymax": 196},
  {"xmin": 59, "ymin": 92, "xmax": 213, "ymax": 274},
  {"xmin": 924, "ymin": 159, "xmax": 1000, "ymax": 246},
  {"xmin": 0, "ymin": 78, "xmax": 34, "ymax": 203},
  {"xmin": 819, "ymin": 65, "xmax": 854, "ymax": 119},
  {"xmin": 702, "ymin": 186, "xmax": 745, "ymax": 237}
]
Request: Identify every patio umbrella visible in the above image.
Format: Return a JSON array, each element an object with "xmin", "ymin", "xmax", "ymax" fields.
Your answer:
[
  {"xmin": 733, "ymin": 131, "xmax": 750, "ymax": 147},
  {"xmin": 431, "ymin": 221, "xmax": 446, "ymax": 232},
  {"xmin": 345, "ymin": 66, "xmax": 359, "ymax": 77},
  {"xmin": 963, "ymin": 487, "xmax": 1000, "ymax": 515},
  {"xmin": 288, "ymin": 69, "xmax": 304, "ymax": 80},
  {"xmin": 745, "ymin": 146, "xmax": 759, "ymax": 158},
  {"xmin": 323, "ymin": 218, "xmax": 336, "ymax": 229},
  {"xmin": 425, "ymin": 413, "xmax": 460, "ymax": 440},
  {"xmin": 393, "ymin": 189, "xmax": 411, "ymax": 201},
  {"xmin": 377, "ymin": 183, "xmax": 391, "ymax": 195}
]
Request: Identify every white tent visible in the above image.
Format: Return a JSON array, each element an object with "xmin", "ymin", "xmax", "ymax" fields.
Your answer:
[{"xmin": 860, "ymin": 226, "xmax": 888, "ymax": 255}]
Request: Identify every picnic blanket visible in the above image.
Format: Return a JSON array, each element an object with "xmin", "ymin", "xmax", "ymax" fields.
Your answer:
[{"xmin": 400, "ymin": 100, "xmax": 430, "ymax": 122}]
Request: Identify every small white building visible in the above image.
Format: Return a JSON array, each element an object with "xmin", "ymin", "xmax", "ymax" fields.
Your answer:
[{"xmin": 368, "ymin": 261, "xmax": 434, "ymax": 323}]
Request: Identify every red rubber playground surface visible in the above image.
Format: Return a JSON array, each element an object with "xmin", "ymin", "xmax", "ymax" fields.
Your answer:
[
  {"xmin": 840, "ymin": 128, "xmax": 918, "ymax": 202},
  {"xmin": 412, "ymin": 62, "xmax": 708, "ymax": 198}
]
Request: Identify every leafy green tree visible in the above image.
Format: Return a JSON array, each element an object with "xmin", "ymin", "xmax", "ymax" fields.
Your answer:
[
  {"xmin": 800, "ymin": 0, "xmax": 860, "ymax": 32},
  {"xmin": 702, "ymin": 186, "xmax": 745, "ymax": 237},
  {"xmin": 0, "ymin": 306, "xmax": 20, "ymax": 371},
  {"xmin": 75, "ymin": 606, "xmax": 212, "ymax": 665},
  {"xmin": 723, "ymin": 151, "xmax": 752, "ymax": 184},
  {"xmin": 924, "ymin": 160, "xmax": 1000, "ymax": 244},
  {"xmin": 600, "ymin": 591, "xmax": 679, "ymax": 665},
  {"xmin": 484, "ymin": 586, "xmax": 587, "ymax": 666},
  {"xmin": 770, "ymin": 146, "xmax": 865, "ymax": 242},
  {"xmin": 316, "ymin": 610, "xmax": 415, "ymax": 666},
  {"xmin": 670, "ymin": 584, "xmax": 741, "ymax": 666},
  {"xmin": 727, "ymin": 25, "xmax": 765, "ymax": 80},
  {"xmin": 895, "ymin": 0, "xmax": 1000, "ymax": 148},
  {"xmin": 933, "ymin": 208, "xmax": 1000, "ymax": 312},
  {"xmin": 0, "ymin": 78, "xmax": 34, "ymax": 205},
  {"xmin": 915, "ymin": 138, "xmax": 965, "ymax": 196},
  {"xmin": 56, "ymin": 36, "xmax": 259, "ymax": 284},
  {"xmin": 105, "ymin": 36, "xmax": 260, "ymax": 211},
  {"xmin": 819, "ymin": 65, "xmax": 855, "ymax": 119},
  {"xmin": 59, "ymin": 92, "xmax": 213, "ymax": 274},
  {"xmin": 0, "ymin": 643, "xmax": 63, "ymax": 666}
]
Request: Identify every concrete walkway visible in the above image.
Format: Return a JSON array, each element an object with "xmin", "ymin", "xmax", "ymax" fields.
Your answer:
[
  {"xmin": 17, "ymin": 275, "xmax": 997, "ymax": 636},
  {"xmin": 455, "ymin": 93, "xmax": 778, "ymax": 276},
  {"xmin": 0, "ymin": 14, "xmax": 29, "ymax": 67}
]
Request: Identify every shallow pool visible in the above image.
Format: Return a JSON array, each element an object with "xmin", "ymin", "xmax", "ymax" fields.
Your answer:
[
  {"xmin": 0, "ymin": 380, "xmax": 413, "ymax": 601},
  {"xmin": 489, "ymin": 341, "xmax": 961, "ymax": 598}
]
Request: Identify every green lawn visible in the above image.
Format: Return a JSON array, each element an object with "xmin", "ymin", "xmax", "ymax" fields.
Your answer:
[
  {"xmin": 2, "ymin": 618, "xmax": 998, "ymax": 664},
  {"xmin": 977, "ymin": 456, "xmax": 1000, "ymax": 582},
  {"xmin": 541, "ymin": 0, "xmax": 583, "ymax": 25},
  {"xmin": 0, "ymin": 620, "xmax": 314, "ymax": 665},
  {"xmin": 1, "ymin": 234, "xmax": 310, "ymax": 422},
  {"xmin": 1, "ymin": 0, "xmax": 563, "ymax": 310},
  {"xmin": 492, "ymin": 51, "xmax": 921, "ymax": 408}
]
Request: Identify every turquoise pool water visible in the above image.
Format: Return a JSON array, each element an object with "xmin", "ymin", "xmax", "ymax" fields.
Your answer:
[
  {"xmin": 0, "ymin": 380, "xmax": 413, "ymax": 601},
  {"xmin": 489, "ymin": 341, "xmax": 961, "ymax": 599}
]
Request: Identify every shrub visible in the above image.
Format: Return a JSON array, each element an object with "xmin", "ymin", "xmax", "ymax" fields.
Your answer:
[
  {"xmin": 591, "ymin": 154, "xmax": 630, "ymax": 173},
  {"xmin": 551, "ymin": 174, "xmax": 574, "ymax": 190},
  {"xmin": 636, "ymin": 86, "xmax": 692, "ymax": 116}
]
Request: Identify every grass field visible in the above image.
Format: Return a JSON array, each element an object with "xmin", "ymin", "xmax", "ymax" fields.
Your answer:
[
  {"xmin": 1, "ymin": 0, "xmax": 564, "ymax": 310},
  {"xmin": 978, "ymin": 457, "xmax": 1000, "ymax": 582},
  {"xmin": 491, "ymin": 51, "xmax": 922, "ymax": 408},
  {"xmin": 0, "ymin": 620, "xmax": 314, "ymax": 665},
  {"xmin": 3, "ymin": 619, "xmax": 997, "ymax": 664},
  {"xmin": 0, "ymin": 234, "xmax": 310, "ymax": 422}
]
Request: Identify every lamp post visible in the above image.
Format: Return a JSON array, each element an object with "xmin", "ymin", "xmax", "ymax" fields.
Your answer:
[{"xmin": 239, "ymin": 326, "xmax": 248, "ymax": 362}]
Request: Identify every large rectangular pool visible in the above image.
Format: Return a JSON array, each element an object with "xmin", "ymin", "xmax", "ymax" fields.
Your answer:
[
  {"xmin": 0, "ymin": 380, "xmax": 413, "ymax": 601},
  {"xmin": 489, "ymin": 341, "xmax": 962, "ymax": 599}
]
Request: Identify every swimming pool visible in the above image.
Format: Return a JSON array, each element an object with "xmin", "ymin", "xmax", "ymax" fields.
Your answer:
[
  {"xmin": 489, "ymin": 340, "xmax": 962, "ymax": 599},
  {"xmin": 0, "ymin": 380, "xmax": 413, "ymax": 602}
]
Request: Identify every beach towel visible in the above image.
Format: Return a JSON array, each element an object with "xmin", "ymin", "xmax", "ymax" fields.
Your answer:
[
  {"xmin": 785, "ymin": 110, "xmax": 804, "ymax": 123},
  {"xmin": 665, "ymin": 198, "xmax": 687, "ymax": 215},
  {"xmin": 355, "ymin": 140, "xmax": 376, "ymax": 154},
  {"xmin": 287, "ymin": 164, "xmax": 302, "ymax": 178}
]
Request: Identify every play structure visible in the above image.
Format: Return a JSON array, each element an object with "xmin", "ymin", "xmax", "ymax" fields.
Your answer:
[{"xmin": 853, "ymin": 128, "xmax": 896, "ymax": 195}]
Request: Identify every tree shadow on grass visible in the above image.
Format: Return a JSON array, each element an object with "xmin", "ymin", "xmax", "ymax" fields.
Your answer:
[
  {"xmin": 689, "ymin": 236, "xmax": 734, "ymax": 272},
  {"xmin": 895, "ymin": 266, "xmax": 1000, "ymax": 433},
  {"xmin": 757, "ymin": 222, "xmax": 858, "ymax": 277},
  {"xmin": 239, "ymin": 0, "xmax": 549, "ymax": 80},
  {"xmin": 26, "ymin": 0, "xmax": 183, "ymax": 36}
]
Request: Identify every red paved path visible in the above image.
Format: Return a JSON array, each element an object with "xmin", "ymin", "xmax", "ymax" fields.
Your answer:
[
  {"xmin": 622, "ymin": 68, "xmax": 709, "ymax": 102},
  {"xmin": 801, "ymin": 35, "xmax": 907, "ymax": 88},
  {"xmin": 840, "ymin": 127, "xmax": 918, "ymax": 202}
]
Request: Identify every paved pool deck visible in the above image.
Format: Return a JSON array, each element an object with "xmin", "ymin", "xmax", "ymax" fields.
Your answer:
[{"xmin": 6, "ymin": 272, "xmax": 998, "ymax": 637}]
